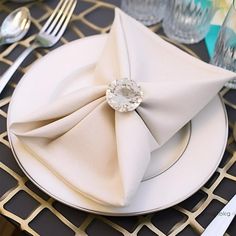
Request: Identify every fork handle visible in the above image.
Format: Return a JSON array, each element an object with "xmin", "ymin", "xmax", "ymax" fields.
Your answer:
[
  {"xmin": 0, "ymin": 36, "xmax": 6, "ymax": 46},
  {"xmin": 0, "ymin": 44, "xmax": 38, "ymax": 95}
]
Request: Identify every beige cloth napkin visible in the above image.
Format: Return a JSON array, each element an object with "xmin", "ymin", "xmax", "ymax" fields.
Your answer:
[{"xmin": 10, "ymin": 8, "xmax": 236, "ymax": 207}]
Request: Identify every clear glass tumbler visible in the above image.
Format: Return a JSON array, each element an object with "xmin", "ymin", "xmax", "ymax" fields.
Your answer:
[
  {"xmin": 162, "ymin": 0, "xmax": 215, "ymax": 44},
  {"xmin": 121, "ymin": 0, "xmax": 166, "ymax": 26},
  {"xmin": 212, "ymin": 1, "xmax": 236, "ymax": 89}
]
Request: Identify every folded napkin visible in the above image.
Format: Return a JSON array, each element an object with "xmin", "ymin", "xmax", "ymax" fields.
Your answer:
[{"xmin": 10, "ymin": 8, "xmax": 236, "ymax": 207}]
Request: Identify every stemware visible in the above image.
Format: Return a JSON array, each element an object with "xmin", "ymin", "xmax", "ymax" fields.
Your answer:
[
  {"xmin": 121, "ymin": 0, "xmax": 166, "ymax": 26},
  {"xmin": 211, "ymin": 0, "xmax": 236, "ymax": 89},
  {"xmin": 163, "ymin": 0, "xmax": 215, "ymax": 44}
]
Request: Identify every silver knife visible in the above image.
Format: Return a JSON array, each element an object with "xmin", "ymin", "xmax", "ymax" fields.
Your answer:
[{"xmin": 201, "ymin": 194, "xmax": 236, "ymax": 236}]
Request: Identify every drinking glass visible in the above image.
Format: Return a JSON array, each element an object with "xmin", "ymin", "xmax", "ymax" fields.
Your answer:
[
  {"xmin": 162, "ymin": 0, "xmax": 215, "ymax": 44},
  {"xmin": 212, "ymin": 1, "xmax": 236, "ymax": 89},
  {"xmin": 121, "ymin": 0, "xmax": 166, "ymax": 26}
]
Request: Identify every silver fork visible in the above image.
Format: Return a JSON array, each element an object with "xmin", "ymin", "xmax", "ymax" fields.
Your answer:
[{"xmin": 0, "ymin": 0, "xmax": 77, "ymax": 95}]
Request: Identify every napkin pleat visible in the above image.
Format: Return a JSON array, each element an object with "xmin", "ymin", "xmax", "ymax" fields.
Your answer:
[
  {"xmin": 95, "ymin": 11, "xmax": 130, "ymax": 82},
  {"xmin": 137, "ymin": 77, "xmax": 228, "ymax": 145},
  {"xmin": 15, "ymin": 101, "xmax": 129, "ymax": 206},
  {"xmin": 13, "ymin": 98, "xmax": 105, "ymax": 139},
  {"xmin": 115, "ymin": 111, "xmax": 158, "ymax": 203},
  {"xmin": 11, "ymin": 86, "xmax": 106, "ymax": 137}
]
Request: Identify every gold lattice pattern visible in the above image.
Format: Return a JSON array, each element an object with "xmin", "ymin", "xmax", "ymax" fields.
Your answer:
[{"xmin": 0, "ymin": 0, "xmax": 236, "ymax": 235}]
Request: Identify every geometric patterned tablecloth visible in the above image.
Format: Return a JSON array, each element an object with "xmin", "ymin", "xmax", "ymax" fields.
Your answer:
[{"xmin": 0, "ymin": 0, "xmax": 236, "ymax": 235}]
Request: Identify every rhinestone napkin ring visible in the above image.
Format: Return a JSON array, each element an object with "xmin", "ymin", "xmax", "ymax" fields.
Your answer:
[{"xmin": 106, "ymin": 78, "xmax": 144, "ymax": 112}]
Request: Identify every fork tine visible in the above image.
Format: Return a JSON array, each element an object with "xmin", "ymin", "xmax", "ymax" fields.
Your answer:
[
  {"xmin": 55, "ymin": 0, "xmax": 76, "ymax": 39},
  {"xmin": 40, "ymin": 0, "xmax": 64, "ymax": 33},
  {"xmin": 45, "ymin": 0, "xmax": 71, "ymax": 34},
  {"xmin": 51, "ymin": 0, "xmax": 76, "ymax": 37}
]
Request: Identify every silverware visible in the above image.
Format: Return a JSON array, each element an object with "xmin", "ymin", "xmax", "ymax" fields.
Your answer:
[
  {"xmin": 0, "ymin": 0, "xmax": 77, "ymax": 95},
  {"xmin": 0, "ymin": 7, "xmax": 31, "ymax": 46},
  {"xmin": 201, "ymin": 194, "xmax": 236, "ymax": 236}
]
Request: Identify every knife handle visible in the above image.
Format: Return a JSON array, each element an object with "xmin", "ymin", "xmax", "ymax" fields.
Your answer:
[{"xmin": 201, "ymin": 194, "xmax": 236, "ymax": 236}]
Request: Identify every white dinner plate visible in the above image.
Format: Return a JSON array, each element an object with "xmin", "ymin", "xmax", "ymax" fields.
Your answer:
[{"xmin": 7, "ymin": 35, "xmax": 228, "ymax": 216}]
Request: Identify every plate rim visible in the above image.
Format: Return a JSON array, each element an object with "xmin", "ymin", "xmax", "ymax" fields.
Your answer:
[{"xmin": 7, "ymin": 35, "xmax": 229, "ymax": 216}]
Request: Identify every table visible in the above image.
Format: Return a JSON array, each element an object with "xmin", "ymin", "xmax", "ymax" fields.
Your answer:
[{"xmin": 0, "ymin": 0, "xmax": 236, "ymax": 235}]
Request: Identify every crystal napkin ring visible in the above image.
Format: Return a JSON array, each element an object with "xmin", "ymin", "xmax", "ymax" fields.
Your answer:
[{"xmin": 106, "ymin": 78, "xmax": 144, "ymax": 112}]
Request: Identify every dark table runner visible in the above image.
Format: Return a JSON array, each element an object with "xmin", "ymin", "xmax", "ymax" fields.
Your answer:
[{"xmin": 0, "ymin": 0, "xmax": 236, "ymax": 235}]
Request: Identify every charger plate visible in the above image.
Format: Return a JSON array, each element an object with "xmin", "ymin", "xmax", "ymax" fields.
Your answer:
[{"xmin": 7, "ymin": 35, "xmax": 228, "ymax": 216}]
